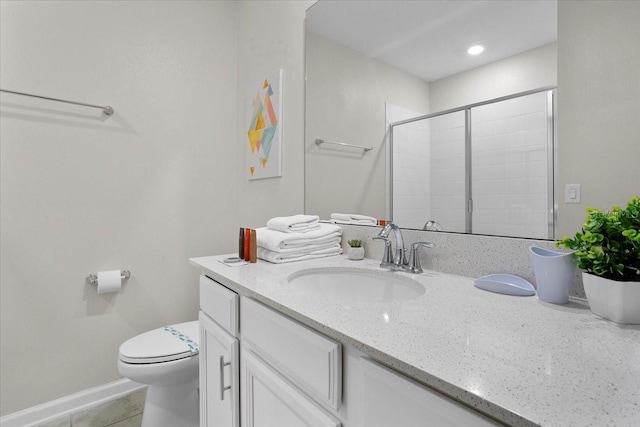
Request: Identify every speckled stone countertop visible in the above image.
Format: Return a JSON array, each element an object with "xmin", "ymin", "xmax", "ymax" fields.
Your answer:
[{"xmin": 190, "ymin": 254, "xmax": 640, "ymax": 427}]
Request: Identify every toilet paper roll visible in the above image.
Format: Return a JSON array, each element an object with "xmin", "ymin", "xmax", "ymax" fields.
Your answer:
[{"xmin": 97, "ymin": 270, "xmax": 122, "ymax": 294}]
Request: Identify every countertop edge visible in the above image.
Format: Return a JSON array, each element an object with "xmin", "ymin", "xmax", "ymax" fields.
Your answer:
[{"xmin": 190, "ymin": 257, "xmax": 541, "ymax": 427}]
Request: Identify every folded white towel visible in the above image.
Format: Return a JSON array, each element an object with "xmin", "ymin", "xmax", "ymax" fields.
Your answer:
[
  {"xmin": 267, "ymin": 214, "xmax": 320, "ymax": 233},
  {"xmin": 256, "ymin": 223, "xmax": 342, "ymax": 252},
  {"xmin": 258, "ymin": 244, "xmax": 342, "ymax": 264},
  {"xmin": 330, "ymin": 219, "xmax": 377, "ymax": 226},
  {"xmin": 330, "ymin": 213, "xmax": 377, "ymax": 223},
  {"xmin": 259, "ymin": 238, "xmax": 342, "ymax": 254}
]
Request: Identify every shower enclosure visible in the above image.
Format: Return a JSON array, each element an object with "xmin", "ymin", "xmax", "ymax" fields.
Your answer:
[{"xmin": 389, "ymin": 88, "xmax": 555, "ymax": 239}]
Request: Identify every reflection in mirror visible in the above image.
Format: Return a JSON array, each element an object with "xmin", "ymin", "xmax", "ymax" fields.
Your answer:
[
  {"xmin": 391, "ymin": 89, "xmax": 554, "ymax": 239},
  {"xmin": 305, "ymin": 0, "xmax": 558, "ymax": 239}
]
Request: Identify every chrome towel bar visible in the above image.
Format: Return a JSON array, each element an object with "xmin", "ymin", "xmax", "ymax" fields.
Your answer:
[
  {"xmin": 315, "ymin": 138, "xmax": 373, "ymax": 152},
  {"xmin": 1, "ymin": 88, "xmax": 114, "ymax": 116}
]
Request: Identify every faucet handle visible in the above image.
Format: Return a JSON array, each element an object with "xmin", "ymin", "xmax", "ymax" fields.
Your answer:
[
  {"xmin": 372, "ymin": 236, "xmax": 393, "ymax": 268},
  {"xmin": 408, "ymin": 242, "xmax": 435, "ymax": 274}
]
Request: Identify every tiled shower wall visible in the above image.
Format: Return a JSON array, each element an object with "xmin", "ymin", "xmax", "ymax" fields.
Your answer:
[
  {"xmin": 429, "ymin": 111, "xmax": 467, "ymax": 232},
  {"xmin": 471, "ymin": 91, "xmax": 550, "ymax": 238},
  {"xmin": 388, "ymin": 104, "xmax": 430, "ymax": 229},
  {"xmin": 391, "ymin": 91, "xmax": 552, "ymax": 239}
]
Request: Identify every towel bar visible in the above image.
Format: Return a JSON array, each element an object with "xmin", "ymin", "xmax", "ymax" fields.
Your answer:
[
  {"xmin": 315, "ymin": 138, "xmax": 373, "ymax": 152},
  {"xmin": 1, "ymin": 89, "xmax": 114, "ymax": 116}
]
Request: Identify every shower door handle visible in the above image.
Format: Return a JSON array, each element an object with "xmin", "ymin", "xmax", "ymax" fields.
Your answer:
[{"xmin": 219, "ymin": 355, "xmax": 231, "ymax": 400}]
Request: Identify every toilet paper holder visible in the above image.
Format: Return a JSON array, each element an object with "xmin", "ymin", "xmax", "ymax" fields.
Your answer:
[{"xmin": 86, "ymin": 270, "xmax": 131, "ymax": 286}]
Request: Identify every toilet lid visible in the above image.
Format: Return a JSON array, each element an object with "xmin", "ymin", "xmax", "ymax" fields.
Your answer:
[{"xmin": 119, "ymin": 321, "xmax": 200, "ymax": 364}]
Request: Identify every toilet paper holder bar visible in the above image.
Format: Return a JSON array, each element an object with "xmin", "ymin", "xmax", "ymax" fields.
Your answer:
[{"xmin": 86, "ymin": 270, "xmax": 131, "ymax": 286}]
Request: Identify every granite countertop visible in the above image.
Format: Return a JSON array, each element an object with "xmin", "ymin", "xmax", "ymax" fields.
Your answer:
[{"xmin": 190, "ymin": 254, "xmax": 640, "ymax": 427}]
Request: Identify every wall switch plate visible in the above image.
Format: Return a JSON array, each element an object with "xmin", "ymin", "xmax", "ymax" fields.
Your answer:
[{"xmin": 565, "ymin": 184, "xmax": 581, "ymax": 204}]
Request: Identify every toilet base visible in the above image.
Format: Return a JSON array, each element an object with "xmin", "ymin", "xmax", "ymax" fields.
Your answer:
[{"xmin": 141, "ymin": 377, "xmax": 199, "ymax": 427}]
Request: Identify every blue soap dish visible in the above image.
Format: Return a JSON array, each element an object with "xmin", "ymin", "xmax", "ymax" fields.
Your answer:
[{"xmin": 474, "ymin": 274, "xmax": 535, "ymax": 296}]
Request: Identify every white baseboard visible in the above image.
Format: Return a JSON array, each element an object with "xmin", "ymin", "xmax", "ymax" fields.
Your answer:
[{"xmin": 0, "ymin": 378, "xmax": 146, "ymax": 427}]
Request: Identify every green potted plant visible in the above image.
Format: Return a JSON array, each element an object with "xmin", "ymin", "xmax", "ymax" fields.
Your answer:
[
  {"xmin": 347, "ymin": 239, "xmax": 365, "ymax": 260},
  {"xmin": 556, "ymin": 196, "xmax": 640, "ymax": 324}
]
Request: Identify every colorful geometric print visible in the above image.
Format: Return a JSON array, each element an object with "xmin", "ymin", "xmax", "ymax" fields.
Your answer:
[{"xmin": 247, "ymin": 77, "xmax": 279, "ymax": 176}]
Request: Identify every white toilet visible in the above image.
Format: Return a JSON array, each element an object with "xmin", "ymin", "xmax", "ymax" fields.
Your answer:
[{"xmin": 118, "ymin": 321, "xmax": 200, "ymax": 427}]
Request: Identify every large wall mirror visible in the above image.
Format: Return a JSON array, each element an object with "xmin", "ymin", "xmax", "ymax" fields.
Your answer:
[{"xmin": 304, "ymin": 0, "xmax": 559, "ymax": 239}]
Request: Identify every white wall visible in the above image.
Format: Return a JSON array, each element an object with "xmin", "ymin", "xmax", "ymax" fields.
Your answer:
[
  {"xmin": 430, "ymin": 43, "xmax": 557, "ymax": 112},
  {"xmin": 305, "ymin": 32, "xmax": 430, "ymax": 220},
  {"xmin": 235, "ymin": 0, "xmax": 314, "ymax": 229},
  {"xmin": 0, "ymin": 0, "xmax": 238, "ymax": 415},
  {"xmin": 557, "ymin": 0, "xmax": 640, "ymax": 236}
]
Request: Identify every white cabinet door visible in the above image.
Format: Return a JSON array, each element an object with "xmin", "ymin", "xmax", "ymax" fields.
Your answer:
[
  {"xmin": 200, "ymin": 312, "xmax": 239, "ymax": 427},
  {"xmin": 241, "ymin": 296, "xmax": 342, "ymax": 410},
  {"xmin": 241, "ymin": 350, "xmax": 341, "ymax": 427},
  {"xmin": 361, "ymin": 358, "xmax": 501, "ymax": 427}
]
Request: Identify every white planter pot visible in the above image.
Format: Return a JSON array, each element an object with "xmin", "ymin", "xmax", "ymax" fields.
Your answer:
[
  {"xmin": 347, "ymin": 246, "xmax": 365, "ymax": 261},
  {"xmin": 582, "ymin": 272, "xmax": 640, "ymax": 324}
]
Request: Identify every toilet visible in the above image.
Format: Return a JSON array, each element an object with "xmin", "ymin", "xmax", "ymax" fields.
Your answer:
[{"xmin": 118, "ymin": 321, "xmax": 200, "ymax": 427}]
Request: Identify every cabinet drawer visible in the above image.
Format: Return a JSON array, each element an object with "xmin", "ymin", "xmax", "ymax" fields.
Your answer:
[
  {"xmin": 200, "ymin": 275, "xmax": 238, "ymax": 337},
  {"xmin": 241, "ymin": 297, "xmax": 342, "ymax": 411}
]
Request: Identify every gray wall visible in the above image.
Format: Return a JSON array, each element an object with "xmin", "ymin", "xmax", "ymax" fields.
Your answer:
[
  {"xmin": 235, "ymin": 1, "xmax": 312, "ymax": 228},
  {"xmin": 305, "ymin": 32, "xmax": 430, "ymax": 220},
  {"xmin": 430, "ymin": 43, "xmax": 557, "ymax": 112},
  {"xmin": 0, "ymin": 0, "xmax": 311, "ymax": 415},
  {"xmin": 556, "ymin": 0, "xmax": 640, "ymax": 237}
]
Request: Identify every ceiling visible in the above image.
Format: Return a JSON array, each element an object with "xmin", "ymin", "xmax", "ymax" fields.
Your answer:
[{"xmin": 306, "ymin": 0, "xmax": 557, "ymax": 82}]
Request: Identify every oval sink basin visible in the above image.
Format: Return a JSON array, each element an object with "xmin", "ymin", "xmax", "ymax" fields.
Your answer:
[{"xmin": 287, "ymin": 267, "xmax": 425, "ymax": 302}]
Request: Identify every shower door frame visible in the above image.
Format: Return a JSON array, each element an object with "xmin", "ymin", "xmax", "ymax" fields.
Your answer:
[{"xmin": 388, "ymin": 86, "xmax": 557, "ymax": 239}]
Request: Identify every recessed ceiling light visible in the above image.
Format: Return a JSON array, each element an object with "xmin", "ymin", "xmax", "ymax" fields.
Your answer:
[{"xmin": 467, "ymin": 45, "xmax": 484, "ymax": 55}]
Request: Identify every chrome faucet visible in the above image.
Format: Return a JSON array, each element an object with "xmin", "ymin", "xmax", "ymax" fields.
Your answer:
[
  {"xmin": 373, "ymin": 223, "xmax": 435, "ymax": 273},
  {"xmin": 423, "ymin": 220, "xmax": 442, "ymax": 231},
  {"xmin": 376, "ymin": 223, "xmax": 406, "ymax": 268},
  {"xmin": 407, "ymin": 242, "xmax": 435, "ymax": 274}
]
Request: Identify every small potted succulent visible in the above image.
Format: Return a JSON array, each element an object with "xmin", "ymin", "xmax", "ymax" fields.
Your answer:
[
  {"xmin": 347, "ymin": 239, "xmax": 365, "ymax": 260},
  {"xmin": 556, "ymin": 196, "xmax": 640, "ymax": 324}
]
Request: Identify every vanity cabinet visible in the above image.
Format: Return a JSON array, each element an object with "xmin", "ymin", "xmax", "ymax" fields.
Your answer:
[
  {"xmin": 241, "ymin": 296, "xmax": 342, "ymax": 410},
  {"xmin": 199, "ymin": 276, "xmax": 240, "ymax": 427},
  {"xmin": 360, "ymin": 358, "xmax": 500, "ymax": 426},
  {"xmin": 240, "ymin": 296, "xmax": 342, "ymax": 426},
  {"xmin": 241, "ymin": 350, "xmax": 341, "ymax": 427},
  {"xmin": 199, "ymin": 273, "xmax": 500, "ymax": 427}
]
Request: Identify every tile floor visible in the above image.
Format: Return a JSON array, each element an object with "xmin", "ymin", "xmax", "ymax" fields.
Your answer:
[{"xmin": 36, "ymin": 389, "xmax": 145, "ymax": 427}]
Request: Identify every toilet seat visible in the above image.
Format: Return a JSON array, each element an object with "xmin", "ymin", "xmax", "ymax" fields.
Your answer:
[{"xmin": 119, "ymin": 321, "xmax": 199, "ymax": 364}]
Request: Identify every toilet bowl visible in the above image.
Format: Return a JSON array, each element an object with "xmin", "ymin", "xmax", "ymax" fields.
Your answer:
[{"xmin": 118, "ymin": 321, "xmax": 200, "ymax": 427}]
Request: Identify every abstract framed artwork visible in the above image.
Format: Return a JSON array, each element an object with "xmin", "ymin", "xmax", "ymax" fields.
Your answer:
[{"xmin": 247, "ymin": 69, "xmax": 283, "ymax": 180}]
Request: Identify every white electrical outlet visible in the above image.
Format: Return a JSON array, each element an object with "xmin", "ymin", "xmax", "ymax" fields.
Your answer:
[{"xmin": 565, "ymin": 184, "xmax": 581, "ymax": 204}]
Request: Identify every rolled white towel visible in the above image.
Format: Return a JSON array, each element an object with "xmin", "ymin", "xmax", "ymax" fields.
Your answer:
[
  {"xmin": 267, "ymin": 214, "xmax": 320, "ymax": 233},
  {"xmin": 256, "ymin": 223, "xmax": 342, "ymax": 252},
  {"xmin": 330, "ymin": 213, "xmax": 377, "ymax": 224},
  {"xmin": 258, "ymin": 244, "xmax": 342, "ymax": 264}
]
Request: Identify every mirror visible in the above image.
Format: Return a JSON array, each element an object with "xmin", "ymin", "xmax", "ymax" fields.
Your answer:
[{"xmin": 304, "ymin": 0, "xmax": 558, "ymax": 239}]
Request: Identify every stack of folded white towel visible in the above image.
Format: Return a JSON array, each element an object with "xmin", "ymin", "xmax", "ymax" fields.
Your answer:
[
  {"xmin": 329, "ymin": 213, "xmax": 378, "ymax": 226},
  {"xmin": 257, "ymin": 214, "xmax": 343, "ymax": 263}
]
